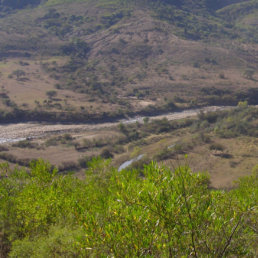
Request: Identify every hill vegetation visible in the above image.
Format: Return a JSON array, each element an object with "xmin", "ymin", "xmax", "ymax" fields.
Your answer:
[{"xmin": 0, "ymin": 0, "xmax": 257, "ymax": 122}]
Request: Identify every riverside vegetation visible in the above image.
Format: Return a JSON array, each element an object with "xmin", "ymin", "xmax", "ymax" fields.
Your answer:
[
  {"xmin": 0, "ymin": 158, "xmax": 257, "ymax": 257},
  {"xmin": 0, "ymin": 104, "xmax": 257, "ymax": 188}
]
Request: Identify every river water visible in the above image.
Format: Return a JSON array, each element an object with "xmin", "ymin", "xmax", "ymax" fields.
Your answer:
[
  {"xmin": 118, "ymin": 154, "xmax": 144, "ymax": 171},
  {"xmin": 0, "ymin": 106, "xmax": 233, "ymax": 144}
]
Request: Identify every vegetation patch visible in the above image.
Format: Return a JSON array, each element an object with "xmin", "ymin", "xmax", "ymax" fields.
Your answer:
[{"xmin": 0, "ymin": 159, "xmax": 257, "ymax": 257}]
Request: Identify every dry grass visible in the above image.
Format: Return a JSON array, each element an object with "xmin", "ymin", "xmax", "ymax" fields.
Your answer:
[
  {"xmin": 1, "ymin": 119, "xmax": 256, "ymax": 189},
  {"xmin": 0, "ymin": 2, "xmax": 257, "ymax": 117}
]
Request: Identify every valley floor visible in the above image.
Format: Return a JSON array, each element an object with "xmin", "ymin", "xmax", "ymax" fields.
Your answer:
[{"xmin": 0, "ymin": 105, "xmax": 257, "ymax": 189}]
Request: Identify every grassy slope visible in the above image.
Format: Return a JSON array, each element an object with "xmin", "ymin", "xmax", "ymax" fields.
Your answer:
[{"xmin": 0, "ymin": 0, "xmax": 257, "ymax": 122}]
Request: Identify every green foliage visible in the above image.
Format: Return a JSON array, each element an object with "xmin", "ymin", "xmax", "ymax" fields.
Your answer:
[
  {"xmin": 0, "ymin": 159, "xmax": 257, "ymax": 256},
  {"xmin": 12, "ymin": 140, "xmax": 40, "ymax": 149},
  {"xmin": 195, "ymin": 106, "xmax": 258, "ymax": 138},
  {"xmin": 9, "ymin": 225, "xmax": 86, "ymax": 258},
  {"xmin": 60, "ymin": 40, "xmax": 90, "ymax": 58},
  {"xmin": 45, "ymin": 133, "xmax": 74, "ymax": 146}
]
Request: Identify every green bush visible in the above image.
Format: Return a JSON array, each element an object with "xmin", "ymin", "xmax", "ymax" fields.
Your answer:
[
  {"xmin": 100, "ymin": 148, "xmax": 114, "ymax": 159},
  {"xmin": 12, "ymin": 140, "xmax": 39, "ymax": 149},
  {"xmin": 9, "ymin": 225, "xmax": 86, "ymax": 258},
  {"xmin": 45, "ymin": 134, "xmax": 74, "ymax": 146},
  {"xmin": 0, "ymin": 159, "xmax": 257, "ymax": 257},
  {"xmin": 195, "ymin": 106, "xmax": 258, "ymax": 138}
]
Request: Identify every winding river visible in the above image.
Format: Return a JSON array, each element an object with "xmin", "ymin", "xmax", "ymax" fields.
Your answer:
[{"xmin": 0, "ymin": 106, "xmax": 233, "ymax": 144}]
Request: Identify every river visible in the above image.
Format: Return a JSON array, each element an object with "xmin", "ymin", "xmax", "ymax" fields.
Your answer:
[{"xmin": 0, "ymin": 106, "xmax": 233, "ymax": 144}]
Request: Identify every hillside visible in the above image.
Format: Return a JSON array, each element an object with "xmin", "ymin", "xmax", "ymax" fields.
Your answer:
[
  {"xmin": 0, "ymin": 2, "xmax": 257, "ymax": 256},
  {"xmin": 0, "ymin": 0, "xmax": 257, "ymax": 122}
]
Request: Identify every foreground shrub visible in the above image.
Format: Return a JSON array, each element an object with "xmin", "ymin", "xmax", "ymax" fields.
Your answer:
[{"xmin": 0, "ymin": 159, "xmax": 257, "ymax": 257}]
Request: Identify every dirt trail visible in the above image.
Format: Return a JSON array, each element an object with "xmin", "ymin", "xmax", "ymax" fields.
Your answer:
[{"xmin": 0, "ymin": 106, "xmax": 232, "ymax": 144}]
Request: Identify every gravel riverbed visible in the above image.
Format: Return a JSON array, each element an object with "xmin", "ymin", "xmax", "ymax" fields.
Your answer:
[{"xmin": 0, "ymin": 106, "xmax": 232, "ymax": 144}]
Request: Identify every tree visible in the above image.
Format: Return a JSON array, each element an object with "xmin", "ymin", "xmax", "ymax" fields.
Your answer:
[
  {"xmin": 46, "ymin": 90, "xmax": 57, "ymax": 99},
  {"xmin": 61, "ymin": 40, "xmax": 90, "ymax": 59},
  {"xmin": 12, "ymin": 70, "xmax": 25, "ymax": 80},
  {"xmin": 243, "ymin": 69, "xmax": 255, "ymax": 80},
  {"xmin": 143, "ymin": 117, "xmax": 149, "ymax": 124}
]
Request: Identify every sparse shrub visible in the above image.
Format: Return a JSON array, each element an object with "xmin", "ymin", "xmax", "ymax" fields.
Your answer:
[
  {"xmin": 174, "ymin": 143, "xmax": 185, "ymax": 154},
  {"xmin": 11, "ymin": 69, "xmax": 26, "ymax": 80},
  {"xmin": 209, "ymin": 142, "xmax": 225, "ymax": 151},
  {"xmin": 60, "ymin": 40, "xmax": 90, "ymax": 58},
  {"xmin": 62, "ymin": 134, "xmax": 73, "ymax": 142},
  {"xmin": 166, "ymin": 100, "xmax": 177, "ymax": 110},
  {"xmin": 174, "ymin": 95, "xmax": 185, "ymax": 103},
  {"xmin": 237, "ymin": 101, "xmax": 248, "ymax": 108},
  {"xmin": 77, "ymin": 155, "xmax": 96, "ymax": 168},
  {"xmin": 230, "ymin": 161, "xmax": 238, "ymax": 168},
  {"xmin": 19, "ymin": 61, "xmax": 29, "ymax": 66},
  {"xmin": 193, "ymin": 62, "xmax": 200, "ymax": 68},
  {"xmin": 0, "ymin": 153, "xmax": 30, "ymax": 166},
  {"xmin": 0, "ymin": 153, "xmax": 17, "ymax": 163},
  {"xmin": 243, "ymin": 69, "xmax": 255, "ymax": 80},
  {"xmin": 45, "ymin": 137, "xmax": 59, "ymax": 146},
  {"xmin": 199, "ymin": 132, "xmax": 211, "ymax": 143},
  {"xmin": 214, "ymin": 153, "xmax": 233, "ymax": 159},
  {"xmin": 59, "ymin": 161, "xmax": 79, "ymax": 172},
  {"xmin": 12, "ymin": 140, "xmax": 39, "ymax": 149},
  {"xmin": 143, "ymin": 117, "xmax": 149, "ymax": 124},
  {"xmin": 111, "ymin": 145, "xmax": 125, "ymax": 154},
  {"xmin": 199, "ymin": 120, "xmax": 210, "ymax": 129},
  {"xmin": 0, "ymin": 146, "xmax": 9, "ymax": 152},
  {"xmin": 45, "ymin": 134, "xmax": 73, "ymax": 147},
  {"xmin": 154, "ymin": 147, "xmax": 174, "ymax": 161},
  {"xmin": 219, "ymin": 72, "xmax": 225, "ymax": 79},
  {"xmin": 46, "ymin": 90, "xmax": 57, "ymax": 99},
  {"xmin": 127, "ymin": 44, "xmax": 152, "ymax": 59},
  {"xmin": 100, "ymin": 148, "xmax": 114, "ymax": 159},
  {"xmin": 54, "ymin": 83, "xmax": 61, "ymax": 89}
]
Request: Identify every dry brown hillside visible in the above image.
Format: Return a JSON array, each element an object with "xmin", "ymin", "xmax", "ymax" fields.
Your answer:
[{"xmin": 0, "ymin": 0, "xmax": 257, "ymax": 122}]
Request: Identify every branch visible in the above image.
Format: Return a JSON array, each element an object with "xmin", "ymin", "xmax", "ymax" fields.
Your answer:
[
  {"xmin": 178, "ymin": 166, "xmax": 198, "ymax": 258},
  {"xmin": 218, "ymin": 214, "xmax": 244, "ymax": 257}
]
